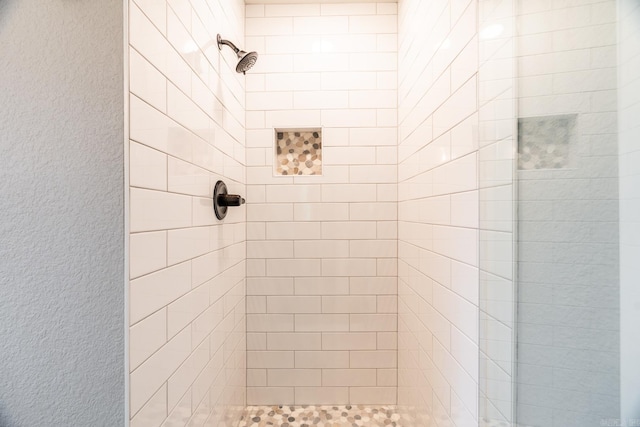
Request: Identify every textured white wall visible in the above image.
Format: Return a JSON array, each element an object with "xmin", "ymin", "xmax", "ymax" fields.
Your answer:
[
  {"xmin": 127, "ymin": 0, "xmax": 247, "ymax": 425},
  {"xmin": 397, "ymin": 0, "xmax": 480, "ymax": 425},
  {"xmin": 514, "ymin": 1, "xmax": 620, "ymax": 425},
  {"xmin": 0, "ymin": 1, "xmax": 125, "ymax": 425},
  {"xmin": 619, "ymin": 0, "xmax": 640, "ymax": 421},
  {"xmin": 244, "ymin": 2, "xmax": 399, "ymax": 406}
]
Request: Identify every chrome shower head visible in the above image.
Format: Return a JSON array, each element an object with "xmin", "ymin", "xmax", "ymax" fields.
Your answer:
[{"xmin": 217, "ymin": 34, "xmax": 258, "ymax": 74}]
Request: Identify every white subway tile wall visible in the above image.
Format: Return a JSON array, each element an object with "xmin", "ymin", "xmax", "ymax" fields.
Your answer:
[
  {"xmin": 245, "ymin": 2, "xmax": 398, "ymax": 405},
  {"xmin": 128, "ymin": 0, "xmax": 246, "ymax": 425},
  {"xmin": 619, "ymin": 0, "xmax": 640, "ymax": 421},
  {"xmin": 514, "ymin": 1, "xmax": 620, "ymax": 426},
  {"xmin": 397, "ymin": 0, "xmax": 480, "ymax": 426},
  {"xmin": 476, "ymin": 0, "xmax": 517, "ymax": 424}
]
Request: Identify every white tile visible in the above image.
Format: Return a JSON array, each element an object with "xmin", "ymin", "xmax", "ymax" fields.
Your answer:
[
  {"xmin": 130, "ymin": 261, "xmax": 192, "ymax": 325},
  {"xmin": 248, "ymin": 351, "xmax": 295, "ymax": 368},
  {"xmin": 350, "ymin": 277, "xmax": 397, "ymax": 295},
  {"xmin": 321, "ymin": 109, "xmax": 377, "ymax": 127},
  {"xmin": 377, "ymin": 369, "xmax": 397, "ymax": 386},
  {"xmin": 294, "ymin": 277, "xmax": 350, "ymax": 295},
  {"xmin": 166, "ymin": 284, "xmax": 209, "ymax": 338},
  {"xmin": 130, "ymin": 231, "xmax": 167, "ymax": 279},
  {"xmin": 322, "ymin": 332, "xmax": 377, "ymax": 350},
  {"xmin": 349, "ymin": 387, "xmax": 396, "ymax": 404},
  {"xmin": 247, "ymin": 241, "xmax": 294, "ymax": 259},
  {"xmin": 322, "ymin": 222, "xmax": 377, "ymax": 239},
  {"xmin": 350, "ymin": 240, "xmax": 397, "ymax": 258},
  {"xmin": 266, "ymin": 259, "xmax": 322, "ymax": 277},
  {"xmin": 321, "ymin": 3, "xmax": 376, "ymax": 16},
  {"xmin": 265, "ymin": 73, "xmax": 322, "ymax": 91},
  {"xmin": 377, "ymin": 295, "xmax": 398, "ymax": 313},
  {"xmin": 167, "ymin": 157, "xmax": 210, "ymax": 197},
  {"xmin": 294, "ymin": 91, "xmax": 349, "ymax": 110},
  {"xmin": 322, "ymin": 259, "xmax": 377, "ymax": 276},
  {"xmin": 248, "ymin": 369, "xmax": 267, "ymax": 386},
  {"xmin": 247, "ymin": 314, "xmax": 294, "ymax": 332},
  {"xmin": 294, "ymin": 16, "xmax": 349, "ymax": 35},
  {"xmin": 321, "ymin": 184, "xmax": 378, "ymax": 202},
  {"xmin": 247, "ymin": 296, "xmax": 267, "ymax": 314},
  {"xmin": 350, "ymin": 351, "xmax": 397, "ymax": 368},
  {"xmin": 167, "ymin": 340, "xmax": 208, "ymax": 411},
  {"xmin": 350, "ymin": 314, "xmax": 397, "ymax": 332},
  {"xmin": 266, "ymin": 185, "xmax": 322, "ymax": 203},
  {"xmin": 295, "ymin": 314, "xmax": 349, "ymax": 332},
  {"xmin": 247, "ymin": 277, "xmax": 294, "ymax": 296},
  {"xmin": 267, "ymin": 333, "xmax": 322, "ymax": 350},
  {"xmin": 130, "ymin": 48, "xmax": 167, "ymax": 112},
  {"xmin": 350, "ymin": 203, "xmax": 397, "ymax": 221},
  {"xmin": 129, "ymin": 141, "xmax": 167, "ymax": 191},
  {"xmin": 246, "ymin": 17, "xmax": 294, "ymax": 36},
  {"xmin": 246, "ymin": 91, "xmax": 294, "ymax": 111},
  {"xmin": 167, "ymin": 227, "xmax": 210, "ymax": 265},
  {"xmin": 322, "ymin": 296, "xmax": 377, "ymax": 313},
  {"xmin": 265, "ymin": 4, "xmax": 320, "ymax": 17},
  {"xmin": 266, "ymin": 222, "xmax": 321, "ymax": 240},
  {"xmin": 130, "ymin": 328, "xmax": 191, "ymax": 414},
  {"xmin": 350, "ymin": 90, "xmax": 397, "ymax": 108},
  {"xmin": 132, "ymin": 0, "xmax": 167, "ymax": 34},
  {"xmin": 323, "ymin": 369, "xmax": 377, "ymax": 386},
  {"xmin": 349, "ymin": 15, "xmax": 397, "ymax": 34},
  {"xmin": 130, "ymin": 188, "xmax": 192, "ymax": 232},
  {"xmin": 247, "ymin": 204, "xmax": 294, "ymax": 222},
  {"xmin": 295, "ymin": 387, "xmax": 349, "ymax": 404},
  {"xmin": 268, "ymin": 369, "xmax": 321, "ymax": 386},
  {"xmin": 267, "ymin": 296, "xmax": 321, "ymax": 313},
  {"xmin": 294, "ymin": 240, "xmax": 349, "ymax": 258},
  {"xmin": 295, "ymin": 351, "xmax": 349, "ymax": 368},
  {"xmin": 129, "ymin": 308, "xmax": 167, "ymax": 371},
  {"xmin": 349, "ymin": 127, "xmax": 397, "ymax": 146},
  {"xmin": 130, "ymin": 383, "xmax": 167, "ymax": 427},
  {"xmin": 377, "ymin": 332, "xmax": 397, "ymax": 349},
  {"xmin": 248, "ymin": 387, "xmax": 294, "ymax": 405},
  {"xmin": 247, "ymin": 333, "xmax": 267, "ymax": 350}
]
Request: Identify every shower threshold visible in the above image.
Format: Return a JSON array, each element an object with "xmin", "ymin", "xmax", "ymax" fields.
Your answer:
[{"xmin": 239, "ymin": 405, "xmax": 408, "ymax": 427}]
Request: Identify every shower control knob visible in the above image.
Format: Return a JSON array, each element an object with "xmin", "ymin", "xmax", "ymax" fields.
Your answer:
[
  {"xmin": 213, "ymin": 180, "xmax": 245, "ymax": 220},
  {"xmin": 217, "ymin": 194, "xmax": 245, "ymax": 207}
]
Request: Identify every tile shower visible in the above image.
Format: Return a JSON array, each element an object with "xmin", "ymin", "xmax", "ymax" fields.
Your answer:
[{"xmin": 125, "ymin": 0, "xmax": 637, "ymax": 427}]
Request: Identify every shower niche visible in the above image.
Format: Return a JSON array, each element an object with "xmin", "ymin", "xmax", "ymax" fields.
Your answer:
[{"xmin": 274, "ymin": 128, "xmax": 322, "ymax": 176}]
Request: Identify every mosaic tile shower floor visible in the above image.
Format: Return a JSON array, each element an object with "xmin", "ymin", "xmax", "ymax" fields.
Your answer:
[{"xmin": 238, "ymin": 405, "xmax": 412, "ymax": 427}]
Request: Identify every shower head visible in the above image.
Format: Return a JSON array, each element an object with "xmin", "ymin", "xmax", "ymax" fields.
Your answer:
[{"xmin": 217, "ymin": 34, "xmax": 258, "ymax": 74}]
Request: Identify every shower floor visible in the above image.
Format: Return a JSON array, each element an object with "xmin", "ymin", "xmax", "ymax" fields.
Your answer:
[{"xmin": 238, "ymin": 405, "xmax": 408, "ymax": 427}]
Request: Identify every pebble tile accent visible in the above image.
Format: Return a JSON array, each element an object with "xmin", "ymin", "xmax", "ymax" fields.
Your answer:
[
  {"xmin": 238, "ymin": 405, "xmax": 412, "ymax": 427},
  {"xmin": 275, "ymin": 130, "xmax": 322, "ymax": 176},
  {"xmin": 518, "ymin": 114, "xmax": 576, "ymax": 170}
]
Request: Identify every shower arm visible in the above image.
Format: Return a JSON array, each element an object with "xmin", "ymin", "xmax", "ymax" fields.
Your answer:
[{"xmin": 217, "ymin": 35, "xmax": 240, "ymax": 55}]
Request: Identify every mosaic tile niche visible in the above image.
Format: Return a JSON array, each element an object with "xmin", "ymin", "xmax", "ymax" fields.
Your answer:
[
  {"xmin": 275, "ymin": 128, "xmax": 322, "ymax": 176},
  {"xmin": 518, "ymin": 114, "xmax": 577, "ymax": 170}
]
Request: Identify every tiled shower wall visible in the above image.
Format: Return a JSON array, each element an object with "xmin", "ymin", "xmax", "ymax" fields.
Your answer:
[
  {"xmin": 397, "ymin": 0, "xmax": 481, "ymax": 425},
  {"xmin": 244, "ymin": 3, "xmax": 399, "ymax": 405},
  {"xmin": 619, "ymin": 0, "xmax": 640, "ymax": 420},
  {"xmin": 477, "ymin": 0, "xmax": 517, "ymax": 424},
  {"xmin": 514, "ymin": 1, "xmax": 620, "ymax": 425},
  {"xmin": 127, "ymin": 0, "xmax": 247, "ymax": 425}
]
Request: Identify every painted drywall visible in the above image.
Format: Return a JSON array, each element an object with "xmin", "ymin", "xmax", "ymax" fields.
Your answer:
[
  {"xmin": 0, "ymin": 1, "xmax": 125, "ymax": 426},
  {"xmin": 126, "ymin": 0, "xmax": 247, "ymax": 424},
  {"xmin": 619, "ymin": 0, "xmax": 640, "ymax": 422},
  {"xmin": 397, "ymin": 0, "xmax": 480, "ymax": 425},
  {"xmin": 244, "ymin": 2, "xmax": 399, "ymax": 405}
]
